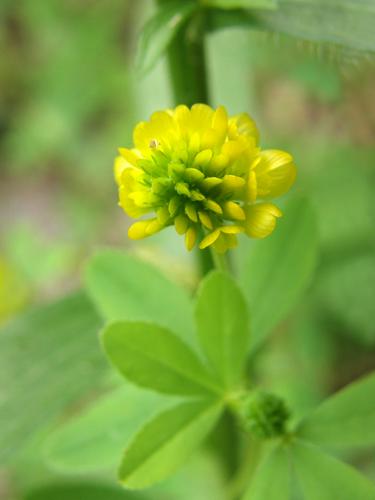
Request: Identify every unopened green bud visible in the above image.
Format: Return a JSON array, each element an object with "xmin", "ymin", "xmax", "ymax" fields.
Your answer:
[{"xmin": 240, "ymin": 391, "xmax": 290, "ymax": 439}]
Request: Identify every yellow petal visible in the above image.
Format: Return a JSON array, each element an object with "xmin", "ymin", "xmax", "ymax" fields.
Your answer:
[
  {"xmin": 222, "ymin": 201, "xmax": 245, "ymax": 221},
  {"xmin": 201, "ymin": 128, "xmax": 221, "ymax": 150},
  {"xmin": 244, "ymin": 203, "xmax": 282, "ymax": 239},
  {"xmin": 118, "ymin": 147, "xmax": 139, "ymax": 166},
  {"xmin": 220, "ymin": 174, "xmax": 246, "ymax": 193},
  {"xmin": 146, "ymin": 218, "xmax": 164, "ymax": 235},
  {"xmin": 192, "ymin": 149, "xmax": 213, "ymax": 168},
  {"xmin": 220, "ymin": 225, "xmax": 244, "ymax": 235},
  {"xmin": 156, "ymin": 206, "xmax": 170, "ymax": 225},
  {"xmin": 212, "ymin": 105, "xmax": 228, "ymax": 144},
  {"xmin": 199, "ymin": 229, "xmax": 220, "ymax": 249},
  {"xmin": 119, "ymin": 185, "xmax": 149, "ymax": 218},
  {"xmin": 133, "ymin": 111, "xmax": 176, "ymax": 153},
  {"xmin": 221, "ymin": 139, "xmax": 248, "ymax": 162},
  {"xmin": 212, "ymin": 233, "xmax": 238, "ymax": 253},
  {"xmin": 173, "ymin": 104, "xmax": 190, "ymax": 132},
  {"xmin": 190, "ymin": 104, "xmax": 215, "ymax": 132},
  {"xmin": 174, "ymin": 214, "xmax": 189, "ymax": 235},
  {"xmin": 198, "ymin": 211, "xmax": 213, "ymax": 230},
  {"xmin": 185, "ymin": 226, "xmax": 197, "ymax": 251},
  {"xmin": 204, "ymin": 199, "xmax": 223, "ymax": 215},
  {"xmin": 175, "ymin": 182, "xmax": 190, "ymax": 197},
  {"xmin": 184, "ymin": 168, "xmax": 205, "ymax": 183},
  {"xmin": 128, "ymin": 220, "xmax": 151, "ymax": 240},
  {"xmin": 246, "ymin": 170, "xmax": 257, "ymax": 202},
  {"xmin": 199, "ymin": 177, "xmax": 223, "ymax": 192},
  {"xmin": 128, "ymin": 190, "xmax": 158, "ymax": 207},
  {"xmin": 174, "ymin": 104, "xmax": 216, "ymax": 147},
  {"xmin": 190, "ymin": 190, "xmax": 206, "ymax": 202},
  {"xmin": 254, "ymin": 150, "xmax": 297, "ymax": 199},
  {"xmin": 114, "ymin": 156, "xmax": 127, "ymax": 186},
  {"xmin": 185, "ymin": 202, "xmax": 198, "ymax": 222},
  {"xmin": 188, "ymin": 132, "xmax": 201, "ymax": 155},
  {"xmin": 228, "ymin": 112, "xmax": 259, "ymax": 145},
  {"xmin": 210, "ymin": 153, "xmax": 228, "ymax": 170},
  {"xmin": 168, "ymin": 196, "xmax": 181, "ymax": 216}
]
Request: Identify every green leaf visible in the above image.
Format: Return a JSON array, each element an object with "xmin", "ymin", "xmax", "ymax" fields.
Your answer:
[
  {"xmin": 208, "ymin": 1, "xmax": 375, "ymax": 53},
  {"xmin": 195, "ymin": 271, "xmax": 250, "ymax": 389},
  {"xmin": 297, "ymin": 371, "xmax": 375, "ymax": 449},
  {"xmin": 136, "ymin": 0, "xmax": 197, "ymax": 75},
  {"xmin": 85, "ymin": 250, "xmax": 195, "ymax": 348},
  {"xmin": 25, "ymin": 482, "xmax": 144, "ymax": 500},
  {"xmin": 118, "ymin": 399, "xmax": 223, "ymax": 488},
  {"xmin": 292, "ymin": 440, "xmax": 375, "ymax": 500},
  {"xmin": 239, "ymin": 197, "xmax": 318, "ymax": 351},
  {"xmin": 255, "ymin": 0, "xmax": 375, "ymax": 53},
  {"xmin": 0, "ymin": 292, "xmax": 105, "ymax": 463},
  {"xmin": 316, "ymin": 254, "xmax": 375, "ymax": 345},
  {"xmin": 203, "ymin": 0, "xmax": 277, "ymax": 10},
  {"xmin": 44, "ymin": 385, "xmax": 171, "ymax": 473},
  {"xmin": 101, "ymin": 321, "xmax": 219, "ymax": 396},
  {"xmin": 242, "ymin": 444, "xmax": 291, "ymax": 500}
]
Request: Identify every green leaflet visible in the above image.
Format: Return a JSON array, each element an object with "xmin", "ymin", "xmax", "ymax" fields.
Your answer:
[
  {"xmin": 195, "ymin": 271, "xmax": 250, "ymax": 389},
  {"xmin": 0, "ymin": 292, "xmax": 105, "ymax": 463},
  {"xmin": 118, "ymin": 399, "xmax": 223, "ymax": 489},
  {"xmin": 101, "ymin": 321, "xmax": 220, "ymax": 397},
  {"xmin": 244, "ymin": 438, "xmax": 375, "ymax": 500},
  {"xmin": 242, "ymin": 443, "xmax": 291, "ymax": 500},
  {"xmin": 239, "ymin": 197, "xmax": 318, "ymax": 351},
  {"xmin": 136, "ymin": 0, "xmax": 197, "ymax": 75},
  {"xmin": 297, "ymin": 370, "xmax": 375, "ymax": 449},
  {"xmin": 291, "ymin": 440, "xmax": 375, "ymax": 500},
  {"xmin": 85, "ymin": 250, "xmax": 196, "ymax": 348},
  {"xmin": 44, "ymin": 385, "xmax": 171, "ymax": 473},
  {"xmin": 207, "ymin": 0, "xmax": 375, "ymax": 54}
]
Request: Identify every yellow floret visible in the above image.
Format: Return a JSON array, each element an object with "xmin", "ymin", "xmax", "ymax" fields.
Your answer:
[{"xmin": 114, "ymin": 104, "xmax": 296, "ymax": 253}]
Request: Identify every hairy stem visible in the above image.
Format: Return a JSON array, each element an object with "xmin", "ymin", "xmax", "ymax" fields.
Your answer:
[
  {"xmin": 158, "ymin": 0, "xmax": 213, "ymax": 274},
  {"xmin": 165, "ymin": 8, "xmax": 209, "ymax": 106}
]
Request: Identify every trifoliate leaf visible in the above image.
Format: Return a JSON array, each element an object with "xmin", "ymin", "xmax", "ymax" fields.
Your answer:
[
  {"xmin": 297, "ymin": 370, "xmax": 375, "ymax": 450},
  {"xmin": 101, "ymin": 321, "xmax": 220, "ymax": 396},
  {"xmin": 118, "ymin": 399, "xmax": 223, "ymax": 488},
  {"xmin": 195, "ymin": 271, "xmax": 250, "ymax": 390}
]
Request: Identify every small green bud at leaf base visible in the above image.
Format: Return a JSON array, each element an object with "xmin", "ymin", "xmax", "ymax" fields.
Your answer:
[{"xmin": 239, "ymin": 391, "xmax": 290, "ymax": 439}]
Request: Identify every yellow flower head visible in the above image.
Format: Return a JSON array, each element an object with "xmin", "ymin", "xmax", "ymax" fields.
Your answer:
[{"xmin": 114, "ymin": 104, "xmax": 296, "ymax": 253}]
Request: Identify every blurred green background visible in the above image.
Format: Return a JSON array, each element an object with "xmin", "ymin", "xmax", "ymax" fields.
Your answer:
[{"xmin": 1, "ymin": 1, "xmax": 375, "ymax": 499}]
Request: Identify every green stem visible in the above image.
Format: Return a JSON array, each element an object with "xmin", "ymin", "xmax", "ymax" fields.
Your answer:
[
  {"xmin": 160, "ymin": 2, "xmax": 209, "ymax": 105},
  {"xmin": 210, "ymin": 248, "xmax": 230, "ymax": 273},
  {"xmin": 158, "ymin": 0, "xmax": 214, "ymax": 275}
]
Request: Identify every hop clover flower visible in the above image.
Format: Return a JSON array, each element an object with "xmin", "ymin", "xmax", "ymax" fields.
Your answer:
[{"xmin": 114, "ymin": 104, "xmax": 296, "ymax": 253}]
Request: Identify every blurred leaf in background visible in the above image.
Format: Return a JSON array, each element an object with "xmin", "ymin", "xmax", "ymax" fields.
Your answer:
[
  {"xmin": 4, "ymin": 225, "xmax": 76, "ymax": 295},
  {"xmin": 1, "ymin": 0, "xmax": 135, "ymax": 184},
  {"xmin": 0, "ymin": 257, "xmax": 29, "ymax": 325},
  {"xmin": 0, "ymin": 292, "xmax": 106, "ymax": 464}
]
